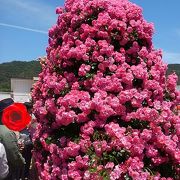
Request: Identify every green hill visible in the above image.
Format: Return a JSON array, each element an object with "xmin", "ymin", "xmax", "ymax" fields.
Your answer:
[
  {"xmin": 0, "ymin": 61, "xmax": 179, "ymax": 92},
  {"xmin": 0, "ymin": 61, "xmax": 41, "ymax": 92},
  {"xmin": 167, "ymin": 64, "xmax": 180, "ymax": 85}
]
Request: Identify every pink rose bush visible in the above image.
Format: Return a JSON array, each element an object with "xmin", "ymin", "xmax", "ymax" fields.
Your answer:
[{"xmin": 32, "ymin": 0, "xmax": 180, "ymax": 179}]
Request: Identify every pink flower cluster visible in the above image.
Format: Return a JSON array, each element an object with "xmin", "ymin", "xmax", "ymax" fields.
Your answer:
[{"xmin": 32, "ymin": 0, "xmax": 180, "ymax": 179}]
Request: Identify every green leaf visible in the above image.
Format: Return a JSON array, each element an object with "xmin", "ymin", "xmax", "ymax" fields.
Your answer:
[
  {"xmin": 85, "ymin": 73, "xmax": 94, "ymax": 79},
  {"xmin": 124, "ymin": 173, "xmax": 132, "ymax": 180},
  {"xmin": 89, "ymin": 167, "xmax": 97, "ymax": 173}
]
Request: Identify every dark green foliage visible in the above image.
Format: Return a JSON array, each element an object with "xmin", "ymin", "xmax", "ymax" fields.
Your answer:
[
  {"xmin": 101, "ymin": 149, "xmax": 130, "ymax": 165},
  {"xmin": 132, "ymin": 78, "xmax": 143, "ymax": 88},
  {"xmin": 106, "ymin": 115, "xmax": 149, "ymax": 130},
  {"xmin": 91, "ymin": 129, "xmax": 110, "ymax": 142},
  {"xmin": 45, "ymin": 122, "xmax": 82, "ymax": 146},
  {"xmin": 87, "ymin": 109, "xmax": 99, "ymax": 120},
  {"xmin": 143, "ymin": 155, "xmax": 179, "ymax": 179},
  {"xmin": 124, "ymin": 174, "xmax": 133, "ymax": 180},
  {"xmin": 0, "ymin": 60, "xmax": 41, "ymax": 91}
]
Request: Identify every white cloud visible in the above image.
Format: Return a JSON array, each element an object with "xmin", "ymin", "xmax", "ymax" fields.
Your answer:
[
  {"xmin": 163, "ymin": 51, "xmax": 180, "ymax": 64},
  {"xmin": 0, "ymin": 0, "xmax": 59, "ymax": 30},
  {"xmin": 0, "ymin": 23, "xmax": 47, "ymax": 34}
]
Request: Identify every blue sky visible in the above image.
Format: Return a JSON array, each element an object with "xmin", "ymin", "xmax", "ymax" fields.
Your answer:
[{"xmin": 0, "ymin": 0, "xmax": 180, "ymax": 64}]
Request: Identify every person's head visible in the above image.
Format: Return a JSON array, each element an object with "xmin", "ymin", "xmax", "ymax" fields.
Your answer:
[
  {"xmin": 0, "ymin": 99, "xmax": 31, "ymax": 131},
  {"xmin": 0, "ymin": 98, "xmax": 14, "ymax": 111},
  {"xmin": 0, "ymin": 98, "xmax": 14, "ymax": 125}
]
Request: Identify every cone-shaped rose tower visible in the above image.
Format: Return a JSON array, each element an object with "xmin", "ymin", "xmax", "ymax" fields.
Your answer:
[{"xmin": 32, "ymin": 0, "xmax": 180, "ymax": 179}]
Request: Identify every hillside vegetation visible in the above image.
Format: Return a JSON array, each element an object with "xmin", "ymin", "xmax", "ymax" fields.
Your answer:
[
  {"xmin": 0, "ymin": 61, "xmax": 179, "ymax": 92},
  {"xmin": 0, "ymin": 61, "xmax": 41, "ymax": 92}
]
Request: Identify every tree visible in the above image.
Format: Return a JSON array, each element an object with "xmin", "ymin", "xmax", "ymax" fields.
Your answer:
[{"xmin": 32, "ymin": 0, "xmax": 180, "ymax": 179}]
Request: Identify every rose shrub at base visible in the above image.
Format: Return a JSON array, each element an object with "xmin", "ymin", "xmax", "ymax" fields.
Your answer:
[{"xmin": 32, "ymin": 0, "xmax": 180, "ymax": 179}]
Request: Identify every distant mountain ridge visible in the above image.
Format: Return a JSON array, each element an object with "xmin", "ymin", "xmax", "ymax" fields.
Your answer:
[
  {"xmin": 167, "ymin": 64, "xmax": 180, "ymax": 84},
  {"xmin": 0, "ymin": 61, "xmax": 179, "ymax": 92},
  {"xmin": 0, "ymin": 61, "xmax": 41, "ymax": 92}
]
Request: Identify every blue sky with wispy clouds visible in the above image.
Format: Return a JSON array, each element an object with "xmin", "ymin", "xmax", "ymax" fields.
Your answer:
[{"xmin": 0, "ymin": 0, "xmax": 180, "ymax": 64}]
